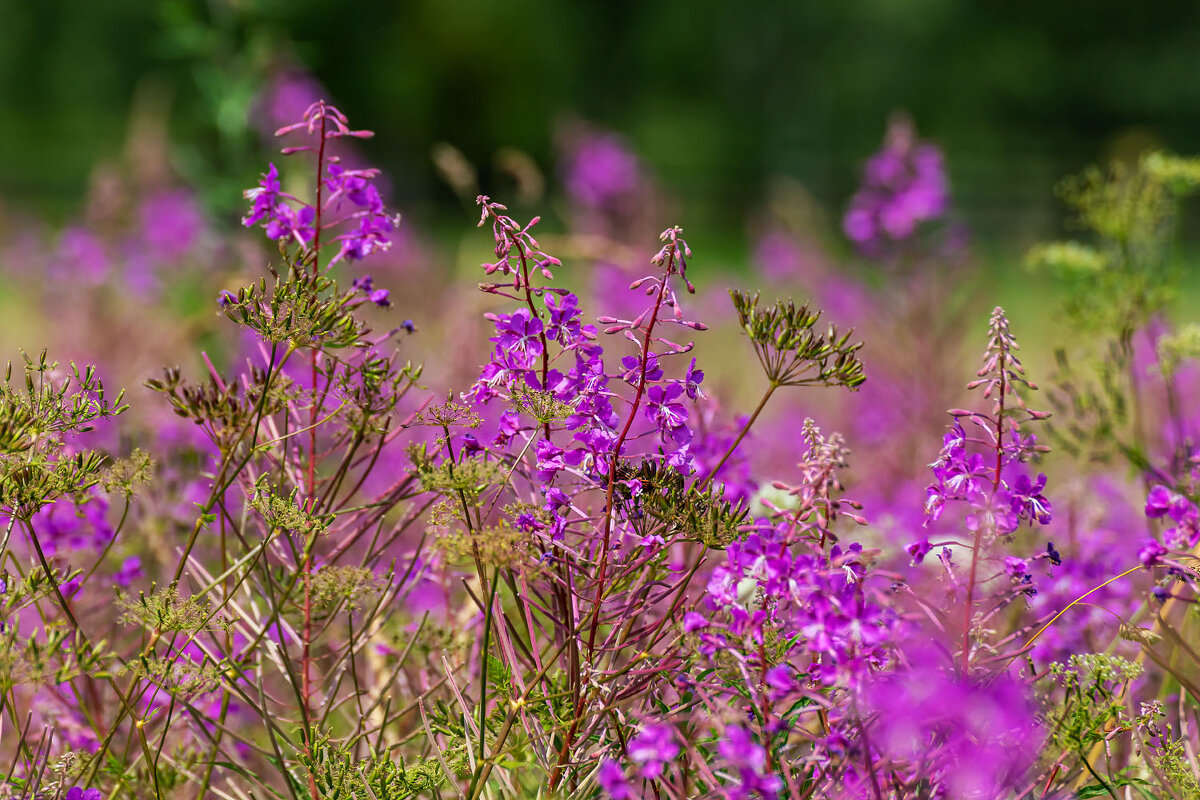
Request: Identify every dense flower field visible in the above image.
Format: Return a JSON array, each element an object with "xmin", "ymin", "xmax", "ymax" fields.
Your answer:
[{"xmin": 5, "ymin": 86, "xmax": 1200, "ymax": 800}]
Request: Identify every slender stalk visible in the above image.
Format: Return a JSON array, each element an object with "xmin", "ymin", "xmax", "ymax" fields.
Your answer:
[
  {"xmin": 549, "ymin": 255, "xmax": 675, "ymax": 791},
  {"xmin": 171, "ymin": 343, "xmax": 287, "ymax": 584},
  {"xmin": 300, "ymin": 108, "xmax": 328, "ymax": 800},
  {"xmin": 514, "ymin": 238, "xmax": 552, "ymax": 440},
  {"xmin": 1002, "ymin": 565, "xmax": 1142, "ymax": 672},
  {"xmin": 21, "ymin": 519, "xmax": 163, "ymax": 800},
  {"xmin": 700, "ymin": 381, "xmax": 778, "ymax": 490},
  {"xmin": 466, "ymin": 638, "xmax": 573, "ymax": 800},
  {"xmin": 586, "ymin": 260, "xmax": 673, "ymax": 658},
  {"xmin": 961, "ymin": 348, "xmax": 1006, "ymax": 675},
  {"xmin": 463, "ymin": 567, "xmax": 503, "ymax": 800}
]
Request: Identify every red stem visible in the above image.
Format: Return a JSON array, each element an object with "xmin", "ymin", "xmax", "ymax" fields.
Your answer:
[
  {"xmin": 548, "ymin": 253, "xmax": 675, "ymax": 791},
  {"xmin": 513, "ymin": 235, "xmax": 552, "ymax": 440},
  {"xmin": 302, "ymin": 109, "xmax": 328, "ymax": 800},
  {"xmin": 588, "ymin": 260, "xmax": 673, "ymax": 656},
  {"xmin": 961, "ymin": 350, "xmax": 1006, "ymax": 675}
]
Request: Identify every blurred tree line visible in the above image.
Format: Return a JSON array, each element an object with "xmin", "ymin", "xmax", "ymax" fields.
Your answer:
[{"xmin": 3, "ymin": 0, "xmax": 1200, "ymax": 241}]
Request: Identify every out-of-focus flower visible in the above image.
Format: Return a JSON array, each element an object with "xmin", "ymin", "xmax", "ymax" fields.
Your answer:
[
  {"xmin": 597, "ymin": 759, "xmax": 631, "ymax": 799},
  {"xmin": 139, "ymin": 189, "xmax": 204, "ymax": 263},
  {"xmin": 627, "ymin": 724, "xmax": 678, "ymax": 779},
  {"xmin": 114, "ymin": 555, "xmax": 143, "ymax": 588},
  {"xmin": 1139, "ymin": 538, "xmax": 1168, "ymax": 567},
  {"xmin": 843, "ymin": 114, "xmax": 949, "ymax": 258},
  {"xmin": 65, "ymin": 788, "xmax": 102, "ymax": 800},
  {"xmin": 54, "ymin": 227, "xmax": 109, "ymax": 284},
  {"xmin": 865, "ymin": 650, "xmax": 1044, "ymax": 798},
  {"xmin": 563, "ymin": 131, "xmax": 641, "ymax": 210},
  {"xmin": 1142, "ymin": 484, "xmax": 1200, "ymax": 556}
]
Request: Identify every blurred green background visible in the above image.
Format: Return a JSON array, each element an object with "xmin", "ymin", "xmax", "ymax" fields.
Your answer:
[{"xmin": 5, "ymin": 0, "xmax": 1200, "ymax": 242}]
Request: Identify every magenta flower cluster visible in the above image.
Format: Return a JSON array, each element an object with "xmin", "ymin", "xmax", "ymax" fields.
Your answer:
[
  {"xmin": 843, "ymin": 115, "xmax": 949, "ymax": 257},
  {"xmin": 470, "ymin": 197, "xmax": 707, "ymax": 496},
  {"xmin": 562, "ymin": 130, "xmax": 642, "ymax": 211},
  {"xmin": 921, "ymin": 421, "xmax": 1052, "ymax": 538},
  {"xmin": 1140, "ymin": 484, "xmax": 1200, "ymax": 569},
  {"xmin": 243, "ymin": 102, "xmax": 398, "ymax": 265}
]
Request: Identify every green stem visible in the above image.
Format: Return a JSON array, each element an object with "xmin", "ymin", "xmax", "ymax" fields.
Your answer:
[
  {"xmin": 466, "ymin": 567, "xmax": 502, "ymax": 800},
  {"xmin": 700, "ymin": 381, "xmax": 778, "ymax": 491},
  {"xmin": 22, "ymin": 519, "xmax": 163, "ymax": 800}
]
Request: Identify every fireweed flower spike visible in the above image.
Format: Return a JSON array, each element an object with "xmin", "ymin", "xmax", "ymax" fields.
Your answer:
[
  {"xmin": 671, "ymin": 420, "xmax": 893, "ymax": 797},
  {"xmin": 461, "ymin": 200, "xmax": 727, "ymax": 794},
  {"xmin": 243, "ymin": 101, "xmax": 399, "ymax": 268},
  {"xmin": 212, "ymin": 99, "xmax": 417, "ymax": 800},
  {"xmin": 914, "ymin": 306, "xmax": 1052, "ymax": 673}
]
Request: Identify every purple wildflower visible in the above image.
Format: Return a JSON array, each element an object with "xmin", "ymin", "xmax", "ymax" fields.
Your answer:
[
  {"xmin": 597, "ymin": 759, "xmax": 631, "ymax": 799},
  {"xmin": 563, "ymin": 131, "xmax": 641, "ymax": 209},
  {"xmin": 1139, "ymin": 538, "xmax": 1169, "ymax": 567},
  {"xmin": 1145, "ymin": 485, "xmax": 1196, "ymax": 523},
  {"xmin": 114, "ymin": 556, "xmax": 143, "ymax": 588},
  {"xmin": 627, "ymin": 724, "xmax": 678, "ymax": 780},
  {"xmin": 844, "ymin": 114, "xmax": 949, "ymax": 258},
  {"xmin": 906, "ymin": 538, "xmax": 932, "ymax": 565},
  {"xmin": 65, "ymin": 789, "xmax": 102, "ymax": 800},
  {"xmin": 368, "ymin": 288, "xmax": 391, "ymax": 307},
  {"xmin": 243, "ymin": 164, "xmax": 315, "ymax": 246},
  {"xmin": 645, "ymin": 382, "xmax": 691, "ymax": 444},
  {"xmin": 1004, "ymin": 556, "xmax": 1029, "ymax": 579},
  {"xmin": 683, "ymin": 357, "xmax": 705, "ymax": 400},
  {"xmin": 1010, "ymin": 472, "xmax": 1052, "ymax": 525}
]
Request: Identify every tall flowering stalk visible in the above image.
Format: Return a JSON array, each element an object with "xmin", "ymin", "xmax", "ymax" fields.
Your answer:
[
  {"xmin": 588, "ymin": 225, "xmax": 692, "ymax": 645},
  {"xmin": 243, "ymin": 101, "xmax": 400, "ymax": 800},
  {"xmin": 912, "ymin": 307, "xmax": 1052, "ymax": 673},
  {"xmin": 121, "ymin": 101, "xmax": 421, "ymax": 800},
  {"xmin": 460, "ymin": 197, "xmax": 719, "ymax": 793}
]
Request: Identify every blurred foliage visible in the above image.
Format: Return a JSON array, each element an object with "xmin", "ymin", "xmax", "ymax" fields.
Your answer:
[{"xmin": 4, "ymin": 0, "xmax": 1200, "ymax": 237}]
